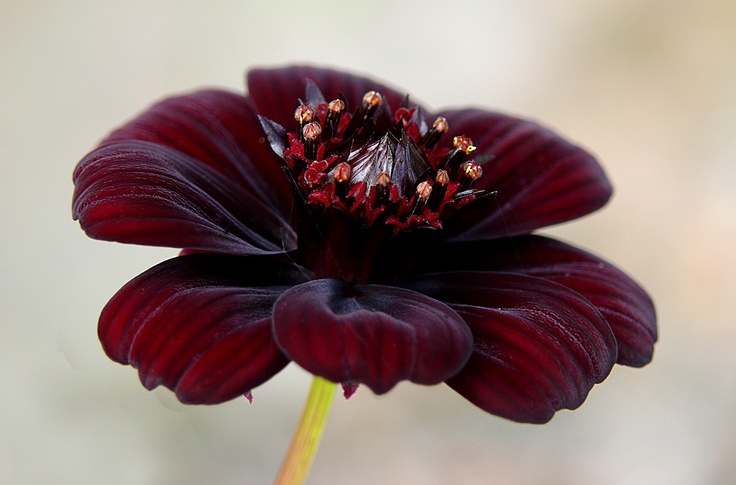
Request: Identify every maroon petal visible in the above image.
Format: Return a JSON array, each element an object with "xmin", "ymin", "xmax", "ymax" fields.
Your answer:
[
  {"xmin": 406, "ymin": 272, "xmax": 617, "ymax": 423},
  {"xmin": 272, "ymin": 279, "xmax": 473, "ymax": 394},
  {"xmin": 101, "ymin": 89, "xmax": 293, "ymax": 206},
  {"xmin": 436, "ymin": 236, "xmax": 656, "ymax": 367},
  {"xmin": 99, "ymin": 254, "xmax": 306, "ymax": 404},
  {"xmin": 247, "ymin": 66, "xmax": 416, "ymax": 129},
  {"xmin": 439, "ymin": 109, "xmax": 612, "ymax": 240},
  {"xmin": 73, "ymin": 141, "xmax": 295, "ymax": 255}
]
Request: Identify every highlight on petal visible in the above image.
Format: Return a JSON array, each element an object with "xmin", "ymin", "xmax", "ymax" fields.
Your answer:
[
  {"xmin": 100, "ymin": 89, "xmax": 293, "ymax": 206},
  {"xmin": 405, "ymin": 271, "xmax": 617, "ymax": 423},
  {"xmin": 247, "ymin": 65, "xmax": 417, "ymax": 130},
  {"xmin": 99, "ymin": 254, "xmax": 308, "ymax": 404},
  {"xmin": 272, "ymin": 279, "xmax": 473, "ymax": 394},
  {"xmin": 72, "ymin": 141, "xmax": 296, "ymax": 255},
  {"xmin": 439, "ymin": 109, "xmax": 612, "ymax": 240},
  {"xmin": 433, "ymin": 236, "xmax": 657, "ymax": 367}
]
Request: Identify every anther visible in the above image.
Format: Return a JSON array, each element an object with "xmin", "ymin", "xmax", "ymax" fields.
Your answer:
[
  {"xmin": 294, "ymin": 104, "xmax": 315, "ymax": 125},
  {"xmin": 333, "ymin": 162, "xmax": 352, "ymax": 199},
  {"xmin": 409, "ymin": 180, "xmax": 432, "ymax": 217},
  {"xmin": 323, "ymin": 99, "xmax": 345, "ymax": 141},
  {"xmin": 359, "ymin": 91, "xmax": 382, "ymax": 122},
  {"xmin": 441, "ymin": 134, "xmax": 476, "ymax": 177},
  {"xmin": 375, "ymin": 171, "xmax": 392, "ymax": 206},
  {"xmin": 303, "ymin": 121, "xmax": 322, "ymax": 160},
  {"xmin": 362, "ymin": 91, "xmax": 383, "ymax": 110},
  {"xmin": 427, "ymin": 169, "xmax": 449, "ymax": 211},
  {"xmin": 333, "ymin": 162, "xmax": 351, "ymax": 183},
  {"xmin": 453, "ymin": 135, "xmax": 476, "ymax": 154},
  {"xmin": 420, "ymin": 117, "xmax": 449, "ymax": 149},
  {"xmin": 416, "ymin": 181, "xmax": 432, "ymax": 199},
  {"xmin": 459, "ymin": 160, "xmax": 483, "ymax": 191}
]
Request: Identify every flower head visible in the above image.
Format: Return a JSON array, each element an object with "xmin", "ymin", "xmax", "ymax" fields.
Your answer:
[{"xmin": 72, "ymin": 66, "xmax": 656, "ymax": 423}]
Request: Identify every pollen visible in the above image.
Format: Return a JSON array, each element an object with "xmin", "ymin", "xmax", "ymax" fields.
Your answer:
[
  {"xmin": 462, "ymin": 161, "xmax": 483, "ymax": 180},
  {"xmin": 294, "ymin": 104, "xmax": 315, "ymax": 124},
  {"xmin": 453, "ymin": 136, "xmax": 476, "ymax": 154}
]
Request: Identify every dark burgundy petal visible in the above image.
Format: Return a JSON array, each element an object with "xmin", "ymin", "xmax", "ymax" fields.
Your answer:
[
  {"xmin": 272, "ymin": 279, "xmax": 473, "ymax": 394},
  {"xmin": 435, "ymin": 236, "xmax": 656, "ymax": 367},
  {"xmin": 247, "ymin": 66, "xmax": 417, "ymax": 129},
  {"xmin": 439, "ymin": 109, "xmax": 612, "ymax": 239},
  {"xmin": 72, "ymin": 141, "xmax": 296, "ymax": 255},
  {"xmin": 101, "ymin": 89, "xmax": 293, "ymax": 206},
  {"xmin": 99, "ymin": 254, "xmax": 307, "ymax": 403},
  {"xmin": 405, "ymin": 272, "xmax": 617, "ymax": 423}
]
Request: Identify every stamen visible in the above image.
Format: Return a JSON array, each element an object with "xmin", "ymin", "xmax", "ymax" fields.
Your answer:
[
  {"xmin": 294, "ymin": 104, "xmax": 315, "ymax": 125},
  {"xmin": 359, "ymin": 91, "xmax": 382, "ymax": 123},
  {"xmin": 329, "ymin": 98, "xmax": 346, "ymax": 113},
  {"xmin": 303, "ymin": 121, "xmax": 322, "ymax": 160},
  {"xmin": 362, "ymin": 91, "xmax": 383, "ymax": 110},
  {"xmin": 453, "ymin": 135, "xmax": 476, "ymax": 154},
  {"xmin": 435, "ymin": 169, "xmax": 451, "ymax": 185},
  {"xmin": 323, "ymin": 99, "xmax": 346, "ymax": 141},
  {"xmin": 375, "ymin": 171, "xmax": 391, "ymax": 206},
  {"xmin": 441, "ymin": 135, "xmax": 476, "ymax": 177},
  {"xmin": 333, "ymin": 162, "xmax": 352, "ymax": 183},
  {"xmin": 410, "ymin": 181, "xmax": 432, "ymax": 217},
  {"xmin": 427, "ymin": 169, "xmax": 449, "ymax": 211},
  {"xmin": 343, "ymin": 90, "xmax": 384, "ymax": 138},
  {"xmin": 333, "ymin": 162, "xmax": 352, "ymax": 199},
  {"xmin": 295, "ymin": 104, "xmax": 315, "ymax": 143},
  {"xmin": 420, "ymin": 117, "xmax": 449, "ymax": 149},
  {"xmin": 459, "ymin": 160, "xmax": 483, "ymax": 191}
]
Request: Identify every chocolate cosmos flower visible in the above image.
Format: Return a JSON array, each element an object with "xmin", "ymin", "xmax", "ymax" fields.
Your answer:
[{"xmin": 72, "ymin": 66, "xmax": 656, "ymax": 423}]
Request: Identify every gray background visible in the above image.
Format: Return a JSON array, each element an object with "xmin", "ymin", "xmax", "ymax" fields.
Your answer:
[{"xmin": 2, "ymin": 0, "xmax": 735, "ymax": 483}]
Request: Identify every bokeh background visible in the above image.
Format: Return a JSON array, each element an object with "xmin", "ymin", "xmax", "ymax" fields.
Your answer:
[{"xmin": 2, "ymin": 0, "xmax": 735, "ymax": 483}]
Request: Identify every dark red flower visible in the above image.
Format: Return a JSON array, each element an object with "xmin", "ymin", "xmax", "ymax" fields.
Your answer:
[{"xmin": 72, "ymin": 66, "xmax": 656, "ymax": 423}]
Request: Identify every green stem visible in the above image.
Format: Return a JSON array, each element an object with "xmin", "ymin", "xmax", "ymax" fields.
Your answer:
[{"xmin": 274, "ymin": 376, "xmax": 338, "ymax": 485}]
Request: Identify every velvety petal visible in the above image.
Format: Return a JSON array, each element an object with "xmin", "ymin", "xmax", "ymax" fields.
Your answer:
[
  {"xmin": 439, "ymin": 109, "xmax": 612, "ymax": 240},
  {"xmin": 73, "ymin": 141, "xmax": 296, "ymax": 255},
  {"xmin": 405, "ymin": 272, "xmax": 617, "ymax": 423},
  {"xmin": 434, "ymin": 236, "xmax": 657, "ymax": 367},
  {"xmin": 101, "ymin": 89, "xmax": 293, "ymax": 206},
  {"xmin": 99, "ymin": 254, "xmax": 307, "ymax": 404},
  {"xmin": 247, "ymin": 66, "xmax": 417, "ymax": 130},
  {"xmin": 272, "ymin": 279, "xmax": 473, "ymax": 394}
]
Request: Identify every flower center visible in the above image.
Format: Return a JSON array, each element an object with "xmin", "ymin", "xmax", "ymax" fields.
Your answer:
[
  {"xmin": 259, "ymin": 85, "xmax": 490, "ymax": 283},
  {"xmin": 262, "ymin": 89, "xmax": 486, "ymax": 233}
]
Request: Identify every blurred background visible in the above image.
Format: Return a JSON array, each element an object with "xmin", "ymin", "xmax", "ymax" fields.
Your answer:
[{"xmin": 2, "ymin": 0, "xmax": 735, "ymax": 483}]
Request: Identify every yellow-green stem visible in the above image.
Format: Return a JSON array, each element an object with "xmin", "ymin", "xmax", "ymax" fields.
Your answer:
[{"xmin": 274, "ymin": 376, "xmax": 338, "ymax": 485}]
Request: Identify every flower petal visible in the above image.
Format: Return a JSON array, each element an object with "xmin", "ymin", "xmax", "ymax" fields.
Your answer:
[
  {"xmin": 247, "ymin": 66, "xmax": 415, "ymax": 129},
  {"xmin": 100, "ymin": 89, "xmax": 293, "ymax": 206},
  {"xmin": 73, "ymin": 141, "xmax": 295, "ymax": 255},
  {"xmin": 439, "ymin": 109, "xmax": 612, "ymax": 239},
  {"xmin": 435, "ymin": 236, "xmax": 656, "ymax": 367},
  {"xmin": 272, "ymin": 279, "xmax": 473, "ymax": 394},
  {"xmin": 99, "ymin": 254, "xmax": 307, "ymax": 404},
  {"xmin": 405, "ymin": 272, "xmax": 617, "ymax": 423}
]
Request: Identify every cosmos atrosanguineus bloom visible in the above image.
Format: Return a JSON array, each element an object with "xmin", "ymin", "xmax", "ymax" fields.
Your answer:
[{"xmin": 72, "ymin": 66, "xmax": 656, "ymax": 423}]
